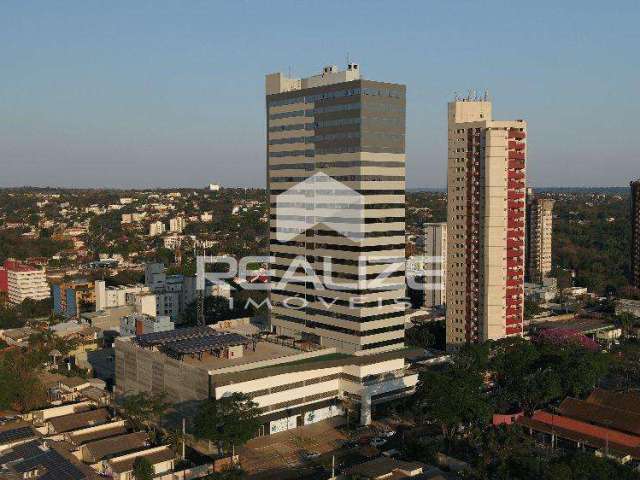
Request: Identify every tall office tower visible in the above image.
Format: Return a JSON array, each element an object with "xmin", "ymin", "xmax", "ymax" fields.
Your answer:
[
  {"xmin": 266, "ymin": 65, "xmax": 407, "ymax": 355},
  {"xmin": 446, "ymin": 98, "xmax": 527, "ymax": 349},
  {"xmin": 525, "ymin": 189, "xmax": 555, "ymax": 283},
  {"xmin": 632, "ymin": 180, "xmax": 640, "ymax": 288},
  {"xmin": 417, "ymin": 222, "xmax": 447, "ymax": 308}
]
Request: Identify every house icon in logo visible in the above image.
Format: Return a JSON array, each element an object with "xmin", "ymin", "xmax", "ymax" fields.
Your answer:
[{"xmin": 274, "ymin": 172, "xmax": 366, "ymax": 242}]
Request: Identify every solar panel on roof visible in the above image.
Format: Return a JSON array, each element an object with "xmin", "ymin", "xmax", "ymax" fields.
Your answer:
[
  {"xmin": 0, "ymin": 440, "xmax": 43, "ymax": 464},
  {"xmin": 8, "ymin": 445, "xmax": 86, "ymax": 480},
  {"xmin": 164, "ymin": 332, "xmax": 250, "ymax": 355},
  {"xmin": 0, "ymin": 426, "xmax": 34, "ymax": 444},
  {"xmin": 136, "ymin": 326, "xmax": 217, "ymax": 347}
]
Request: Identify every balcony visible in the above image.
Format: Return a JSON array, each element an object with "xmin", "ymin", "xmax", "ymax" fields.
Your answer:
[
  {"xmin": 509, "ymin": 130, "xmax": 526, "ymax": 140},
  {"xmin": 508, "ymin": 141, "xmax": 525, "ymax": 150},
  {"xmin": 508, "ymin": 151, "xmax": 525, "ymax": 161},
  {"xmin": 509, "ymin": 159, "xmax": 525, "ymax": 170},
  {"xmin": 511, "ymin": 172, "xmax": 525, "ymax": 181},
  {"xmin": 508, "ymin": 191, "xmax": 525, "ymax": 201}
]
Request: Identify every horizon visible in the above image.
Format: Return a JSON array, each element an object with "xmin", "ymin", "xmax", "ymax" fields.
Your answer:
[{"xmin": 2, "ymin": 1, "xmax": 639, "ymax": 188}]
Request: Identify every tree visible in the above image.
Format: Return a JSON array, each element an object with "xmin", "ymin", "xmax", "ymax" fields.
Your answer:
[
  {"xmin": 414, "ymin": 346, "xmax": 492, "ymax": 447},
  {"xmin": 193, "ymin": 393, "xmax": 260, "ymax": 455},
  {"xmin": 545, "ymin": 452, "xmax": 640, "ymax": 480},
  {"xmin": 405, "ymin": 321, "xmax": 446, "ymax": 350},
  {"xmin": 491, "ymin": 337, "xmax": 562, "ymax": 415},
  {"xmin": 614, "ymin": 312, "xmax": 638, "ymax": 339},
  {"xmin": 524, "ymin": 298, "xmax": 543, "ymax": 320},
  {"xmin": 120, "ymin": 392, "xmax": 170, "ymax": 432},
  {"xmin": 132, "ymin": 456, "xmax": 154, "ymax": 480},
  {"xmin": 182, "ymin": 295, "xmax": 254, "ymax": 326}
]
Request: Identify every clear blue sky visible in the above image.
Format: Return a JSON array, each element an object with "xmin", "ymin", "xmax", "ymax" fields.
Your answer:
[{"xmin": 1, "ymin": 1, "xmax": 638, "ymax": 189}]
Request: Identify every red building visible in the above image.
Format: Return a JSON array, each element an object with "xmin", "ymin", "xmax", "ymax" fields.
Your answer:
[{"xmin": 519, "ymin": 389, "xmax": 640, "ymax": 463}]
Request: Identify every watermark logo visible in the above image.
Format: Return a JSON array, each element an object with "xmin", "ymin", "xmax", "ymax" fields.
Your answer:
[{"xmin": 274, "ymin": 171, "xmax": 365, "ymax": 243}]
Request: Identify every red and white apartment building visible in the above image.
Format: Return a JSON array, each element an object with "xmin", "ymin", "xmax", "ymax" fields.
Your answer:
[{"xmin": 446, "ymin": 98, "xmax": 527, "ymax": 349}]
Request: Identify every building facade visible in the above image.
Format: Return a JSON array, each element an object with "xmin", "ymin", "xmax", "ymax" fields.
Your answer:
[
  {"xmin": 52, "ymin": 279, "xmax": 96, "ymax": 318},
  {"xmin": 266, "ymin": 64, "xmax": 407, "ymax": 355},
  {"xmin": 148, "ymin": 221, "xmax": 166, "ymax": 236},
  {"xmin": 416, "ymin": 222, "xmax": 447, "ymax": 308},
  {"xmin": 446, "ymin": 99, "xmax": 527, "ymax": 348},
  {"xmin": 4, "ymin": 259, "xmax": 50, "ymax": 304},
  {"xmin": 169, "ymin": 217, "xmax": 186, "ymax": 233},
  {"xmin": 632, "ymin": 180, "xmax": 640, "ymax": 288},
  {"xmin": 525, "ymin": 189, "xmax": 554, "ymax": 283}
]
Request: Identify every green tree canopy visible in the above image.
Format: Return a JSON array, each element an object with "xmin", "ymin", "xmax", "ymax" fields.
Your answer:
[
  {"xmin": 132, "ymin": 456, "xmax": 154, "ymax": 480},
  {"xmin": 193, "ymin": 393, "xmax": 260, "ymax": 455}
]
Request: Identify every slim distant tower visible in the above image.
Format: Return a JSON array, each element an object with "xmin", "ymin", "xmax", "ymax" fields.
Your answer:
[
  {"xmin": 417, "ymin": 223, "xmax": 447, "ymax": 308},
  {"xmin": 266, "ymin": 65, "xmax": 407, "ymax": 354},
  {"xmin": 446, "ymin": 99, "xmax": 527, "ymax": 349},
  {"xmin": 526, "ymin": 189, "xmax": 555, "ymax": 283},
  {"xmin": 632, "ymin": 180, "xmax": 640, "ymax": 288}
]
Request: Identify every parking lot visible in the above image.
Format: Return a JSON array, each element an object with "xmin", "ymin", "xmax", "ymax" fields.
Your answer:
[{"xmin": 239, "ymin": 418, "xmax": 348, "ymax": 478}]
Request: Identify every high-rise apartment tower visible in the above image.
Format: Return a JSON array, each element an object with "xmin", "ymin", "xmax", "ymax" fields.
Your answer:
[
  {"xmin": 446, "ymin": 99, "xmax": 527, "ymax": 349},
  {"xmin": 526, "ymin": 189, "xmax": 555, "ymax": 283},
  {"xmin": 266, "ymin": 65, "xmax": 407, "ymax": 355}
]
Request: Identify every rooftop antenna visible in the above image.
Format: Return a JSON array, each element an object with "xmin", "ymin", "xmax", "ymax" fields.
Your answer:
[
  {"xmin": 346, "ymin": 52, "xmax": 350, "ymax": 65},
  {"xmin": 484, "ymin": 89, "xmax": 489, "ymax": 101}
]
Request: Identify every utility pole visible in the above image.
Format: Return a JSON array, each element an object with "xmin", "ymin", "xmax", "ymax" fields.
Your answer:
[{"xmin": 182, "ymin": 417, "xmax": 186, "ymax": 460}]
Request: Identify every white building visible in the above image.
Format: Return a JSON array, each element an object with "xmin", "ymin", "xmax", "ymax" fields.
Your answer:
[
  {"xmin": 169, "ymin": 217, "xmax": 186, "ymax": 233},
  {"xmin": 416, "ymin": 222, "xmax": 447, "ymax": 308},
  {"xmin": 120, "ymin": 313, "xmax": 174, "ymax": 337},
  {"xmin": 163, "ymin": 234, "xmax": 185, "ymax": 250},
  {"xmin": 208, "ymin": 183, "xmax": 220, "ymax": 192},
  {"xmin": 148, "ymin": 221, "xmax": 166, "ymax": 236},
  {"xmin": 200, "ymin": 212, "xmax": 213, "ymax": 223},
  {"xmin": 144, "ymin": 263, "xmax": 230, "ymax": 321},
  {"xmin": 94, "ymin": 281, "xmax": 150, "ymax": 311},
  {"xmin": 7, "ymin": 265, "xmax": 50, "ymax": 304}
]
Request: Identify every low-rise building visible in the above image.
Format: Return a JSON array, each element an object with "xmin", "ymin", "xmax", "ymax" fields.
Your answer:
[
  {"xmin": 518, "ymin": 389, "xmax": 640, "ymax": 463},
  {"xmin": 115, "ymin": 322, "xmax": 418, "ymax": 434},
  {"xmin": 120, "ymin": 313, "xmax": 174, "ymax": 337},
  {"xmin": 105, "ymin": 445, "xmax": 175, "ymax": 480},
  {"xmin": 0, "ymin": 439, "xmax": 98, "ymax": 480},
  {"xmin": 615, "ymin": 299, "xmax": 640, "ymax": 318}
]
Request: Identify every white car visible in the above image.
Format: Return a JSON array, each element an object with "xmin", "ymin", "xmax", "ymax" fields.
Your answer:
[
  {"xmin": 370, "ymin": 437, "xmax": 388, "ymax": 448},
  {"xmin": 379, "ymin": 429, "xmax": 396, "ymax": 438}
]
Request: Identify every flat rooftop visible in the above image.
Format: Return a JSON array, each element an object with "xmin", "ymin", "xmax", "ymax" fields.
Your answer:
[{"xmin": 181, "ymin": 339, "xmax": 301, "ymax": 372}]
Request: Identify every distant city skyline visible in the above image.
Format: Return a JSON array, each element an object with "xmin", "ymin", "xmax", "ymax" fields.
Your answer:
[{"xmin": 1, "ymin": 1, "xmax": 638, "ymax": 189}]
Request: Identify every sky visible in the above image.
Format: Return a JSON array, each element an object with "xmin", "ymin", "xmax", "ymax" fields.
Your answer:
[{"xmin": 1, "ymin": 1, "xmax": 639, "ymax": 189}]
